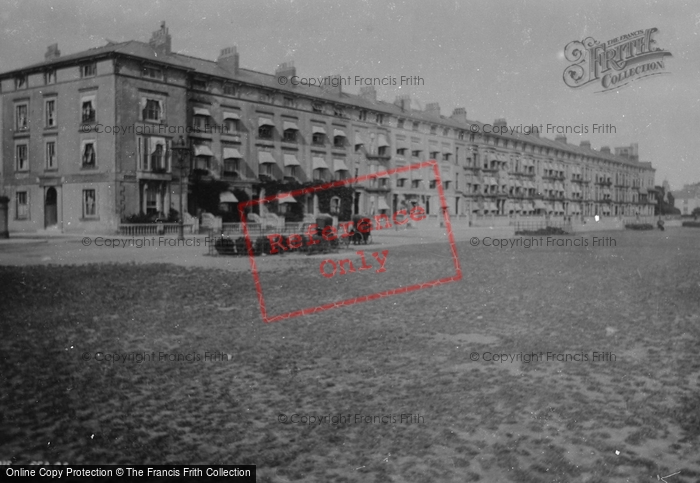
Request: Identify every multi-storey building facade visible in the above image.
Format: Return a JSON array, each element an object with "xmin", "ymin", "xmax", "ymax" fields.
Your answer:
[
  {"xmin": 673, "ymin": 183, "xmax": 700, "ymax": 216},
  {"xmin": 0, "ymin": 23, "xmax": 656, "ymax": 234}
]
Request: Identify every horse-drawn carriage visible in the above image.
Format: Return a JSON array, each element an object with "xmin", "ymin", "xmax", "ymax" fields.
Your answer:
[{"xmin": 214, "ymin": 213, "xmax": 373, "ymax": 256}]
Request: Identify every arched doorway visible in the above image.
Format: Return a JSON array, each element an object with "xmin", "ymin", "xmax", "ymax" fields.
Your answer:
[{"xmin": 45, "ymin": 187, "xmax": 58, "ymax": 228}]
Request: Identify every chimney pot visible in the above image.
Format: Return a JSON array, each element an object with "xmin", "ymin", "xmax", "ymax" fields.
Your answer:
[
  {"xmin": 274, "ymin": 61, "xmax": 296, "ymax": 84},
  {"xmin": 393, "ymin": 94, "xmax": 411, "ymax": 110},
  {"xmin": 44, "ymin": 43, "xmax": 61, "ymax": 61},
  {"xmin": 425, "ymin": 102, "xmax": 440, "ymax": 116},
  {"xmin": 149, "ymin": 21, "xmax": 172, "ymax": 56},
  {"xmin": 450, "ymin": 107, "xmax": 467, "ymax": 123},
  {"xmin": 360, "ymin": 86, "xmax": 377, "ymax": 102},
  {"xmin": 217, "ymin": 45, "xmax": 239, "ymax": 74}
]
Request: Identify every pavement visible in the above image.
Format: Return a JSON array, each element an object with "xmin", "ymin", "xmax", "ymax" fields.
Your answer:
[{"xmin": 1, "ymin": 220, "xmax": 652, "ymax": 271}]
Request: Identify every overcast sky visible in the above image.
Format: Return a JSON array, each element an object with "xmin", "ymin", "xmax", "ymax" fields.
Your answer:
[{"xmin": 1, "ymin": 0, "xmax": 697, "ymax": 189}]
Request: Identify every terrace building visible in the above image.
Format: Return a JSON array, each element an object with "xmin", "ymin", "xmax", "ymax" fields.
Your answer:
[{"xmin": 0, "ymin": 23, "xmax": 657, "ymax": 234}]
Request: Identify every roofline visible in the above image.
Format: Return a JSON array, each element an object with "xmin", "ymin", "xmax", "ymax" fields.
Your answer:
[{"xmin": 0, "ymin": 42, "xmax": 654, "ymax": 171}]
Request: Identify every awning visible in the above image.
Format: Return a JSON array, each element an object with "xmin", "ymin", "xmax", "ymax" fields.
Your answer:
[
  {"xmin": 219, "ymin": 191, "xmax": 238, "ymax": 203},
  {"xmin": 283, "ymin": 154, "xmax": 300, "ymax": 167},
  {"xmin": 377, "ymin": 170, "xmax": 390, "ymax": 179},
  {"xmin": 223, "ymin": 147, "xmax": 242, "ymax": 159},
  {"xmin": 396, "ymin": 141, "xmax": 408, "ymax": 150},
  {"xmin": 333, "ymin": 129, "xmax": 346, "ymax": 138},
  {"xmin": 377, "ymin": 198, "xmax": 390, "ymax": 211},
  {"xmin": 397, "ymin": 170, "xmax": 410, "ymax": 180},
  {"xmin": 223, "ymin": 111, "xmax": 240, "ymax": 120},
  {"xmin": 378, "ymin": 134, "xmax": 390, "ymax": 147},
  {"xmin": 333, "ymin": 159, "xmax": 349, "ymax": 172},
  {"xmin": 278, "ymin": 193, "xmax": 296, "ymax": 204},
  {"xmin": 533, "ymin": 200, "xmax": 547, "ymax": 210},
  {"xmin": 639, "ymin": 186, "xmax": 648, "ymax": 194},
  {"xmin": 194, "ymin": 145, "xmax": 213, "ymax": 157},
  {"xmin": 312, "ymin": 157, "xmax": 329, "ymax": 170},
  {"xmin": 411, "ymin": 170, "xmax": 423, "ymax": 181},
  {"xmin": 489, "ymin": 177, "xmax": 499, "ymax": 186},
  {"xmin": 283, "ymin": 121, "xmax": 299, "ymax": 131},
  {"xmin": 258, "ymin": 117, "xmax": 275, "ymax": 127},
  {"xmin": 355, "ymin": 133, "xmax": 364, "ymax": 146},
  {"xmin": 312, "ymin": 126, "xmax": 326, "ymax": 135},
  {"xmin": 193, "ymin": 107, "xmax": 210, "ymax": 117},
  {"xmin": 258, "ymin": 152, "xmax": 276, "ymax": 164},
  {"xmin": 441, "ymin": 169, "xmax": 453, "ymax": 181}
]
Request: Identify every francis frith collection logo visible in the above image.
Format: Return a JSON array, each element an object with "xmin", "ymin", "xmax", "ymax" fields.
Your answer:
[{"xmin": 563, "ymin": 28, "xmax": 672, "ymax": 92}]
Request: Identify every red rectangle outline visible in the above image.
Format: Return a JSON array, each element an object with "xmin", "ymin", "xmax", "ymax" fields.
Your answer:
[{"xmin": 238, "ymin": 160, "xmax": 462, "ymax": 323}]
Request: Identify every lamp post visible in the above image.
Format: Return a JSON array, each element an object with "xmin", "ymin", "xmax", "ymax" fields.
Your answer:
[{"xmin": 171, "ymin": 135, "xmax": 191, "ymax": 241}]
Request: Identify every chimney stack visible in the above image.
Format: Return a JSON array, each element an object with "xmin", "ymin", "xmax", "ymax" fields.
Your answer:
[
  {"xmin": 580, "ymin": 140, "xmax": 591, "ymax": 150},
  {"xmin": 359, "ymin": 86, "xmax": 377, "ymax": 102},
  {"xmin": 394, "ymin": 94, "xmax": 411, "ymax": 111},
  {"xmin": 555, "ymin": 134, "xmax": 567, "ymax": 144},
  {"xmin": 425, "ymin": 102, "xmax": 440, "ymax": 117},
  {"xmin": 600, "ymin": 146, "xmax": 611, "ymax": 154},
  {"xmin": 321, "ymin": 74, "xmax": 343, "ymax": 95},
  {"xmin": 44, "ymin": 43, "xmax": 61, "ymax": 61},
  {"xmin": 450, "ymin": 107, "xmax": 467, "ymax": 123},
  {"xmin": 217, "ymin": 46, "xmax": 239, "ymax": 74},
  {"xmin": 149, "ymin": 21, "xmax": 172, "ymax": 56},
  {"xmin": 493, "ymin": 118, "xmax": 507, "ymax": 128},
  {"xmin": 275, "ymin": 61, "xmax": 296, "ymax": 84}
]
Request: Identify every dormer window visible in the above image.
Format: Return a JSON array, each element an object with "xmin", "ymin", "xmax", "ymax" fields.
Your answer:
[
  {"xmin": 224, "ymin": 83, "xmax": 236, "ymax": 96},
  {"xmin": 15, "ymin": 75, "xmax": 27, "ymax": 89},
  {"xmin": 192, "ymin": 79, "xmax": 207, "ymax": 90},
  {"xmin": 44, "ymin": 70, "xmax": 56, "ymax": 85},
  {"xmin": 142, "ymin": 66, "xmax": 162, "ymax": 79},
  {"xmin": 80, "ymin": 63, "xmax": 96, "ymax": 78}
]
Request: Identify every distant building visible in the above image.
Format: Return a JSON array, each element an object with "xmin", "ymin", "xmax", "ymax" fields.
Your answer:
[
  {"xmin": 673, "ymin": 183, "xmax": 700, "ymax": 215},
  {"xmin": 0, "ymin": 23, "xmax": 657, "ymax": 234}
]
